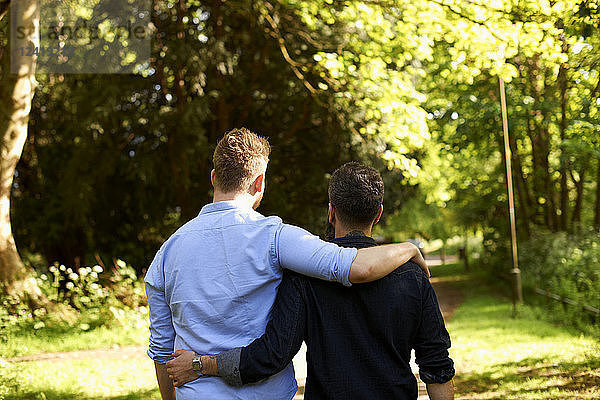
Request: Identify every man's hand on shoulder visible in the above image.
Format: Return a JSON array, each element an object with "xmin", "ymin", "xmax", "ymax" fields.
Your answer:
[
  {"xmin": 410, "ymin": 246, "xmax": 429, "ymax": 277},
  {"xmin": 350, "ymin": 242, "xmax": 429, "ymax": 283},
  {"xmin": 166, "ymin": 350, "xmax": 198, "ymax": 387}
]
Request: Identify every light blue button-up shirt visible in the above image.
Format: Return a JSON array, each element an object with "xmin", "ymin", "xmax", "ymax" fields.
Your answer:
[{"xmin": 145, "ymin": 200, "xmax": 357, "ymax": 399}]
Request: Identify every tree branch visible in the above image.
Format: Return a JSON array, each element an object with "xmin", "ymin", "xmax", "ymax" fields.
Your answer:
[
  {"xmin": 263, "ymin": 2, "xmax": 318, "ymax": 95},
  {"xmin": 0, "ymin": 0, "xmax": 10, "ymax": 22},
  {"xmin": 427, "ymin": 0, "xmax": 507, "ymax": 42}
]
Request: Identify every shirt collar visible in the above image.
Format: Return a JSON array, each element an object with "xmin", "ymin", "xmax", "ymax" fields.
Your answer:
[
  {"xmin": 332, "ymin": 232, "xmax": 378, "ymax": 248},
  {"xmin": 199, "ymin": 199, "xmax": 253, "ymax": 215}
]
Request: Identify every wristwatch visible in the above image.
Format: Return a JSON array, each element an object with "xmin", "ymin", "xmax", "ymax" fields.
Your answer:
[{"xmin": 192, "ymin": 355, "xmax": 203, "ymax": 374}]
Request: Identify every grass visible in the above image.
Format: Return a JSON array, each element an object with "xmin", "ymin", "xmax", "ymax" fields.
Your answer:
[
  {"xmin": 0, "ymin": 358, "xmax": 160, "ymax": 400},
  {"xmin": 2, "ymin": 262, "xmax": 598, "ymax": 399},
  {"xmin": 2, "ymin": 320, "xmax": 149, "ymax": 358},
  {"xmin": 1, "ymin": 311, "xmax": 154, "ymax": 400},
  {"xmin": 431, "ymin": 263, "xmax": 600, "ymax": 399}
]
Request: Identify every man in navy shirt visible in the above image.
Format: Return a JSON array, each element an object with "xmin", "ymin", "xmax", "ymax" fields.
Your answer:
[{"xmin": 167, "ymin": 162, "xmax": 454, "ymax": 399}]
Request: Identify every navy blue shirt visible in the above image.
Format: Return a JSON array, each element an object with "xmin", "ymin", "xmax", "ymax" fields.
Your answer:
[{"xmin": 219, "ymin": 233, "xmax": 455, "ymax": 399}]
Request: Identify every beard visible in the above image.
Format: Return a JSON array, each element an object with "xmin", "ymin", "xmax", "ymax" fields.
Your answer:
[
  {"xmin": 325, "ymin": 221, "xmax": 335, "ymax": 241},
  {"xmin": 252, "ymin": 191, "xmax": 264, "ymax": 210}
]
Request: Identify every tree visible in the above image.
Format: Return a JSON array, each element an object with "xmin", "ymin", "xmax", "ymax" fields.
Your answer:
[
  {"xmin": 12, "ymin": 0, "xmax": 429, "ymax": 271},
  {"xmin": 0, "ymin": 0, "xmax": 43, "ymax": 302},
  {"xmin": 5, "ymin": 0, "xmax": 599, "ymax": 280}
]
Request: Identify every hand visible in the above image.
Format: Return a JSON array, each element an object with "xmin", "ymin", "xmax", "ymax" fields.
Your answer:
[
  {"xmin": 166, "ymin": 350, "xmax": 199, "ymax": 387},
  {"xmin": 410, "ymin": 246, "xmax": 430, "ymax": 278}
]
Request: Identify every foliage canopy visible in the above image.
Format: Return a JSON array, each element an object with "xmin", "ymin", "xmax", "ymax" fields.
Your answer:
[{"xmin": 0, "ymin": 0, "xmax": 597, "ymax": 274}]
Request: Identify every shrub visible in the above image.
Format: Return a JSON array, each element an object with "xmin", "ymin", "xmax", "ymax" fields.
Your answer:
[
  {"xmin": 0, "ymin": 259, "xmax": 148, "ymax": 335},
  {"xmin": 518, "ymin": 229, "xmax": 600, "ymax": 333},
  {"xmin": 0, "ymin": 359, "xmax": 22, "ymax": 400}
]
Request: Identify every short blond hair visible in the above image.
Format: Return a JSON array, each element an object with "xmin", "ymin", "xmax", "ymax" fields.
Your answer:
[{"xmin": 213, "ymin": 128, "xmax": 271, "ymax": 193}]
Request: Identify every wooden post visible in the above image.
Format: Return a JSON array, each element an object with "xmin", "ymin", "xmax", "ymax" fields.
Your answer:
[
  {"xmin": 441, "ymin": 240, "xmax": 446, "ymax": 265},
  {"xmin": 463, "ymin": 231, "xmax": 469, "ymax": 271},
  {"xmin": 499, "ymin": 78, "xmax": 523, "ymax": 315}
]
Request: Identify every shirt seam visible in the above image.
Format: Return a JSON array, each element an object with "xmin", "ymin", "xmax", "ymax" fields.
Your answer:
[
  {"xmin": 218, "ymin": 216, "xmax": 254, "ymax": 340},
  {"xmin": 270, "ymin": 224, "xmax": 282, "ymax": 269}
]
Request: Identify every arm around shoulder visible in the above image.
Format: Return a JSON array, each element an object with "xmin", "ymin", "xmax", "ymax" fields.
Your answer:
[
  {"xmin": 275, "ymin": 224, "xmax": 428, "ymax": 284},
  {"xmin": 349, "ymin": 242, "xmax": 429, "ymax": 283}
]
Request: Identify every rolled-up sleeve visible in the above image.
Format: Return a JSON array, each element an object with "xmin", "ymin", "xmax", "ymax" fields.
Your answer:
[
  {"xmin": 414, "ymin": 271, "xmax": 455, "ymax": 384},
  {"xmin": 144, "ymin": 249, "xmax": 175, "ymax": 364},
  {"xmin": 273, "ymin": 224, "xmax": 357, "ymax": 287}
]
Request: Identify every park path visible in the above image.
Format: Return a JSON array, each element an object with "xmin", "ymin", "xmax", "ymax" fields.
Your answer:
[
  {"xmin": 6, "ymin": 260, "xmax": 464, "ymax": 400},
  {"xmin": 414, "ymin": 271, "xmax": 465, "ymax": 399},
  {"xmin": 5, "ymin": 344, "xmax": 147, "ymax": 363}
]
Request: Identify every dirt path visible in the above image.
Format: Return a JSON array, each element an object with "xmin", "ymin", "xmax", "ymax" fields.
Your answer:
[
  {"xmin": 425, "ymin": 255, "xmax": 459, "ymax": 267},
  {"xmin": 430, "ymin": 275, "xmax": 466, "ymax": 321},
  {"xmin": 413, "ymin": 274, "xmax": 465, "ymax": 399},
  {"xmin": 4, "ymin": 345, "xmax": 148, "ymax": 363}
]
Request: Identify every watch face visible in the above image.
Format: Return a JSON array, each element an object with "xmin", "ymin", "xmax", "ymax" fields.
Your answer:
[{"xmin": 193, "ymin": 358, "xmax": 202, "ymax": 371}]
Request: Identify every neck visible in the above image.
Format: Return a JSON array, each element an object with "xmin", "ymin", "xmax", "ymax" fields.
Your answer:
[
  {"xmin": 213, "ymin": 191, "xmax": 255, "ymax": 208},
  {"xmin": 334, "ymin": 223, "xmax": 372, "ymax": 239}
]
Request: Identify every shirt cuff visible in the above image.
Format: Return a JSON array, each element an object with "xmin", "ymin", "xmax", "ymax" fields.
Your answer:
[
  {"xmin": 419, "ymin": 366, "xmax": 455, "ymax": 384},
  {"xmin": 217, "ymin": 348, "xmax": 243, "ymax": 387},
  {"xmin": 147, "ymin": 348, "xmax": 172, "ymax": 365},
  {"xmin": 339, "ymin": 247, "xmax": 357, "ymax": 287}
]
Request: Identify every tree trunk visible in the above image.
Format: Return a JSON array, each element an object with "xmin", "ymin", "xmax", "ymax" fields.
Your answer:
[
  {"xmin": 526, "ymin": 59, "xmax": 557, "ymax": 231},
  {"xmin": 570, "ymin": 168, "xmax": 585, "ymax": 229},
  {"xmin": 542, "ymin": 129, "xmax": 558, "ymax": 231},
  {"xmin": 595, "ymin": 160, "xmax": 600, "ymax": 230},
  {"xmin": 441, "ymin": 241, "xmax": 446, "ymax": 265},
  {"xmin": 0, "ymin": 0, "xmax": 43, "ymax": 302},
  {"xmin": 212, "ymin": 0, "xmax": 231, "ymax": 135},
  {"xmin": 463, "ymin": 233, "xmax": 469, "ymax": 271},
  {"xmin": 169, "ymin": 0, "xmax": 194, "ymax": 221},
  {"xmin": 558, "ymin": 35, "xmax": 570, "ymax": 231},
  {"xmin": 508, "ymin": 124, "xmax": 532, "ymax": 238},
  {"xmin": 524, "ymin": 111, "xmax": 543, "ymax": 226}
]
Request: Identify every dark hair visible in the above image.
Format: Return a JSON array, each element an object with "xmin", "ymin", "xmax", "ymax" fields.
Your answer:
[
  {"xmin": 328, "ymin": 162, "xmax": 384, "ymax": 228},
  {"xmin": 213, "ymin": 128, "xmax": 271, "ymax": 193}
]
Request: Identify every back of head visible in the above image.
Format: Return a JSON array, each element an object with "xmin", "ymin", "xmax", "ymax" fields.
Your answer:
[
  {"xmin": 213, "ymin": 128, "xmax": 271, "ymax": 193},
  {"xmin": 328, "ymin": 162, "xmax": 384, "ymax": 229}
]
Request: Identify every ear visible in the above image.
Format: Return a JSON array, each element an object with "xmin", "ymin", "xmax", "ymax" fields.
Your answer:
[
  {"xmin": 373, "ymin": 204, "xmax": 383, "ymax": 225},
  {"xmin": 210, "ymin": 169, "xmax": 216, "ymax": 187},
  {"xmin": 328, "ymin": 203, "xmax": 335, "ymax": 224},
  {"xmin": 252, "ymin": 172, "xmax": 265, "ymax": 194}
]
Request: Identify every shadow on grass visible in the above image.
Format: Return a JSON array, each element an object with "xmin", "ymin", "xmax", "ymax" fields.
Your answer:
[
  {"xmin": 3, "ymin": 388, "xmax": 160, "ymax": 400},
  {"xmin": 455, "ymin": 356, "xmax": 600, "ymax": 398}
]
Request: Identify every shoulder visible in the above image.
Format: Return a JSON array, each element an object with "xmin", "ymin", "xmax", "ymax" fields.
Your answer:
[
  {"xmin": 261, "ymin": 214, "xmax": 283, "ymax": 226},
  {"xmin": 385, "ymin": 261, "xmax": 430, "ymax": 288},
  {"xmin": 393, "ymin": 261, "xmax": 426, "ymax": 276},
  {"xmin": 356, "ymin": 262, "xmax": 430, "ymax": 301},
  {"xmin": 241, "ymin": 209, "xmax": 283, "ymax": 226},
  {"xmin": 154, "ymin": 225, "xmax": 189, "ymax": 254}
]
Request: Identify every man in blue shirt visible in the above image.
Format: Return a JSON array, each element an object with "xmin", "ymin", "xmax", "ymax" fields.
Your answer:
[
  {"xmin": 145, "ymin": 129, "xmax": 428, "ymax": 400},
  {"xmin": 166, "ymin": 162, "xmax": 454, "ymax": 399}
]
